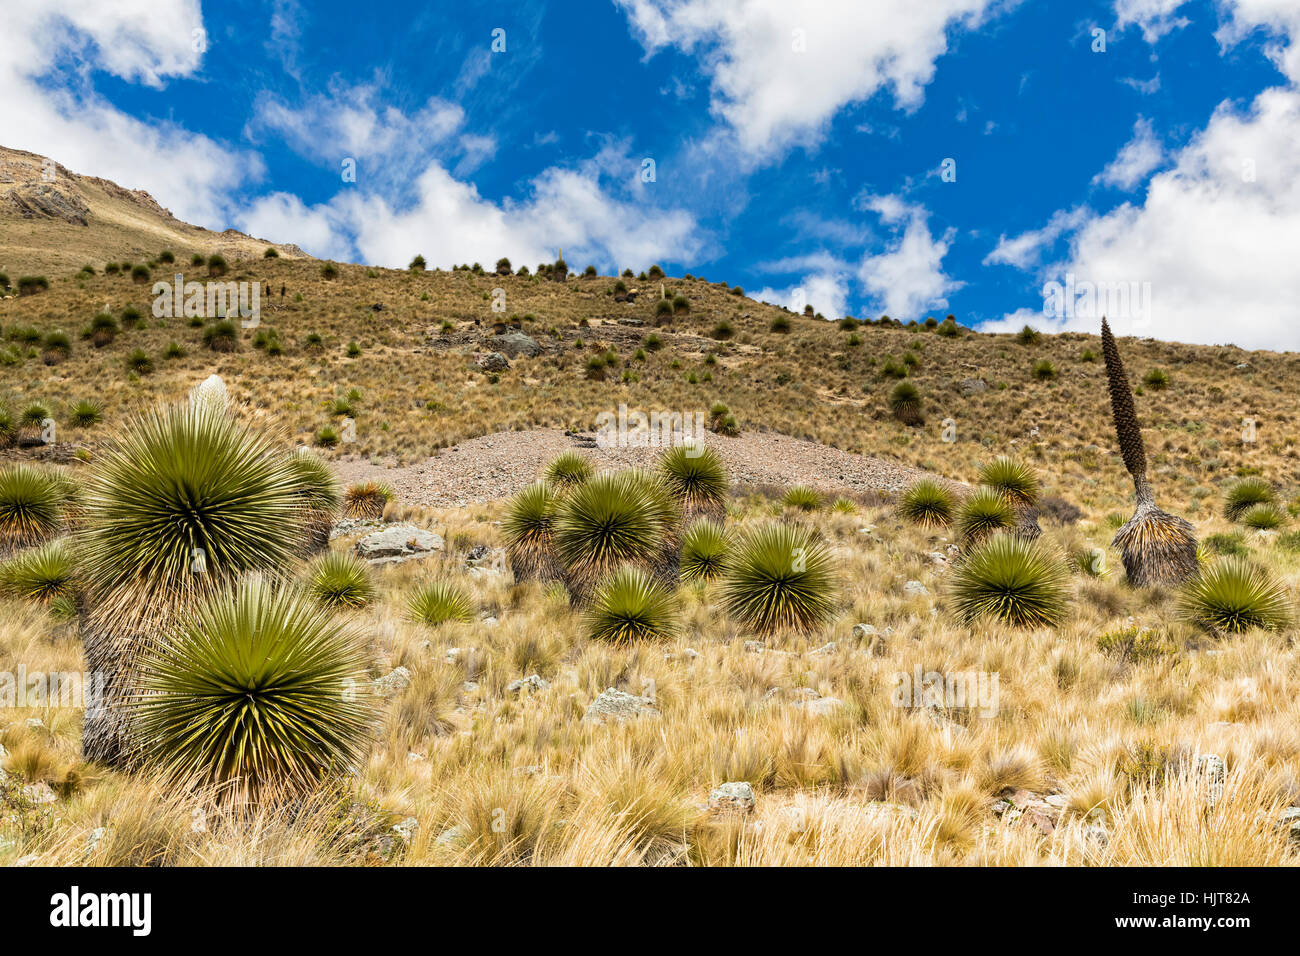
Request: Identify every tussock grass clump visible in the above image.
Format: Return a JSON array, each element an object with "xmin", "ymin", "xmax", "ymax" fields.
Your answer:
[
  {"xmin": 503, "ymin": 481, "xmax": 560, "ymax": 583},
  {"xmin": 545, "ymin": 451, "xmax": 593, "ymax": 489},
  {"xmin": 1223, "ymin": 478, "xmax": 1274, "ymax": 522},
  {"xmin": 722, "ymin": 523, "xmax": 837, "ymax": 635},
  {"xmin": 1178, "ymin": 557, "xmax": 1291, "ymax": 634},
  {"xmin": 407, "ymin": 580, "xmax": 475, "ymax": 626},
  {"xmin": 134, "ymin": 577, "xmax": 374, "ymax": 805},
  {"xmin": 1242, "ymin": 503, "xmax": 1284, "ymax": 530},
  {"xmin": 978, "ymin": 456, "xmax": 1039, "ymax": 508},
  {"xmin": 554, "ymin": 471, "xmax": 668, "ymax": 600},
  {"xmin": 658, "ymin": 444, "xmax": 728, "ymax": 522},
  {"xmin": 680, "ymin": 518, "xmax": 729, "ymax": 582},
  {"xmin": 584, "ymin": 566, "xmax": 679, "ymax": 642},
  {"xmin": 888, "ymin": 381, "xmax": 923, "ymax": 425},
  {"xmin": 0, "ymin": 537, "xmax": 76, "ymax": 604},
  {"xmin": 782, "ymin": 484, "xmax": 823, "ymax": 512},
  {"xmin": 203, "ymin": 320, "xmax": 238, "ymax": 352},
  {"xmin": 949, "ymin": 534, "xmax": 1070, "ymax": 628},
  {"xmin": 956, "ymin": 487, "xmax": 1015, "ymax": 549},
  {"xmin": 69, "ymin": 399, "xmax": 103, "ymax": 428},
  {"xmin": 305, "ymin": 551, "xmax": 375, "ymax": 609},
  {"xmin": 286, "ymin": 450, "xmax": 340, "ymax": 554},
  {"xmin": 342, "ymin": 481, "xmax": 393, "ymax": 519},
  {"xmin": 899, "ymin": 479, "xmax": 954, "ymax": 527},
  {"xmin": 0, "ymin": 464, "xmax": 65, "ymax": 552}
]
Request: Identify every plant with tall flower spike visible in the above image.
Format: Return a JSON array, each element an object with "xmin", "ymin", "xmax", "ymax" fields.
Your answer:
[{"xmin": 1101, "ymin": 317, "xmax": 1197, "ymax": 586}]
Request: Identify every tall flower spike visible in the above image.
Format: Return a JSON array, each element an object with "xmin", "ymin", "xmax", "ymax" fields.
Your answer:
[{"xmin": 1100, "ymin": 317, "xmax": 1198, "ymax": 586}]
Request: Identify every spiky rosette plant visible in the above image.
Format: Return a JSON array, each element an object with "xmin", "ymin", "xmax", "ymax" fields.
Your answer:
[
  {"xmin": 1101, "ymin": 318, "xmax": 1197, "ymax": 586},
  {"xmin": 133, "ymin": 577, "xmax": 374, "ymax": 806},
  {"xmin": 407, "ymin": 580, "xmax": 476, "ymax": 626},
  {"xmin": 627, "ymin": 467, "xmax": 685, "ymax": 586},
  {"xmin": 658, "ymin": 444, "xmax": 728, "ymax": 523},
  {"xmin": 0, "ymin": 537, "xmax": 76, "ymax": 604},
  {"xmin": 76, "ymin": 399, "xmax": 305, "ymax": 766},
  {"xmin": 978, "ymin": 455, "xmax": 1043, "ymax": 540},
  {"xmin": 584, "ymin": 566, "xmax": 680, "ymax": 642},
  {"xmin": 956, "ymin": 487, "xmax": 1016, "ymax": 550},
  {"xmin": 305, "ymin": 550, "xmax": 375, "ymax": 609},
  {"xmin": 949, "ymin": 534, "xmax": 1070, "ymax": 628},
  {"xmin": 544, "ymin": 451, "xmax": 593, "ymax": 491},
  {"xmin": 287, "ymin": 449, "xmax": 341, "ymax": 554},
  {"xmin": 1178, "ymin": 557, "xmax": 1291, "ymax": 634},
  {"xmin": 502, "ymin": 481, "xmax": 560, "ymax": 583},
  {"xmin": 1223, "ymin": 478, "xmax": 1274, "ymax": 522},
  {"xmin": 721, "ymin": 523, "xmax": 838, "ymax": 635},
  {"xmin": 0, "ymin": 464, "xmax": 65, "ymax": 554},
  {"xmin": 553, "ymin": 471, "xmax": 668, "ymax": 601},
  {"xmin": 680, "ymin": 519, "xmax": 729, "ymax": 582},
  {"xmin": 782, "ymin": 484, "xmax": 823, "ymax": 512},
  {"xmin": 342, "ymin": 481, "xmax": 393, "ymax": 520},
  {"xmin": 899, "ymin": 479, "xmax": 955, "ymax": 527}
]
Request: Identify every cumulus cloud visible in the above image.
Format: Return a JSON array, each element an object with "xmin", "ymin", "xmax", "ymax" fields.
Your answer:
[
  {"xmin": 857, "ymin": 204, "xmax": 961, "ymax": 320},
  {"xmin": 1093, "ymin": 117, "xmax": 1164, "ymax": 190},
  {"xmin": 994, "ymin": 88, "xmax": 1300, "ymax": 348},
  {"xmin": 614, "ymin": 0, "xmax": 1003, "ymax": 160},
  {"xmin": 1, "ymin": 0, "xmax": 260, "ymax": 225},
  {"xmin": 984, "ymin": 207, "xmax": 1092, "ymax": 269}
]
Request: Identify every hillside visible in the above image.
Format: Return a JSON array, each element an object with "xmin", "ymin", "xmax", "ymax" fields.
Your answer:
[
  {"xmin": 3, "ymin": 154, "xmax": 1300, "ymax": 868},
  {"xmin": 0, "ymin": 146, "xmax": 309, "ymax": 277}
]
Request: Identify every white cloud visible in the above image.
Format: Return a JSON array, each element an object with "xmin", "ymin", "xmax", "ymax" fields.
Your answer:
[
  {"xmin": 0, "ymin": 0, "xmax": 260, "ymax": 225},
  {"xmin": 1009, "ymin": 87, "xmax": 1300, "ymax": 348},
  {"xmin": 984, "ymin": 206, "xmax": 1091, "ymax": 269},
  {"xmin": 1093, "ymin": 116, "xmax": 1164, "ymax": 190},
  {"xmin": 1115, "ymin": 0, "xmax": 1192, "ymax": 43},
  {"xmin": 236, "ymin": 154, "xmax": 705, "ymax": 273},
  {"xmin": 755, "ymin": 270, "xmax": 851, "ymax": 319},
  {"xmin": 615, "ymin": 0, "xmax": 1004, "ymax": 160},
  {"xmin": 857, "ymin": 204, "xmax": 961, "ymax": 319}
]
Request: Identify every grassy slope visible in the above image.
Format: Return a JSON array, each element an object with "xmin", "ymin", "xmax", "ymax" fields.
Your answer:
[{"xmin": 3, "ymin": 177, "xmax": 1300, "ymax": 866}]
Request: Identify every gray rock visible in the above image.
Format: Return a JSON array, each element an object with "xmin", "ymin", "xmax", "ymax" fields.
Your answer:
[
  {"xmin": 474, "ymin": 351, "xmax": 510, "ymax": 372},
  {"xmin": 373, "ymin": 666, "xmax": 412, "ymax": 697},
  {"xmin": 709, "ymin": 782, "xmax": 756, "ymax": 813},
  {"xmin": 1196, "ymin": 753, "xmax": 1226, "ymax": 809},
  {"xmin": 851, "ymin": 623, "xmax": 878, "ymax": 640},
  {"xmin": 355, "ymin": 525, "xmax": 444, "ymax": 564},
  {"xmin": 959, "ymin": 377, "xmax": 987, "ymax": 396},
  {"xmin": 435, "ymin": 825, "xmax": 467, "ymax": 847},
  {"xmin": 85, "ymin": 826, "xmax": 110, "ymax": 856},
  {"xmin": 23, "ymin": 782, "xmax": 57, "ymax": 804},
  {"xmin": 744, "ymin": 640, "xmax": 767, "ymax": 654},
  {"xmin": 507, "ymin": 674, "xmax": 550, "ymax": 694},
  {"xmin": 492, "ymin": 331, "xmax": 543, "ymax": 358},
  {"xmin": 903, "ymin": 580, "xmax": 928, "ymax": 596},
  {"xmin": 581, "ymin": 687, "xmax": 660, "ymax": 725},
  {"xmin": 392, "ymin": 817, "xmax": 419, "ymax": 846},
  {"xmin": 808, "ymin": 641, "xmax": 837, "ymax": 657},
  {"xmin": 793, "ymin": 696, "xmax": 845, "ymax": 716}
]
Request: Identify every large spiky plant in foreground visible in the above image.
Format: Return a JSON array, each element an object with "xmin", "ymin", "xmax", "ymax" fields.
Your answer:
[
  {"xmin": 658, "ymin": 444, "xmax": 728, "ymax": 522},
  {"xmin": 0, "ymin": 463, "xmax": 65, "ymax": 554},
  {"xmin": 502, "ymin": 481, "xmax": 560, "ymax": 583},
  {"xmin": 584, "ymin": 566, "xmax": 680, "ymax": 642},
  {"xmin": 1178, "ymin": 557, "xmax": 1291, "ymax": 634},
  {"xmin": 553, "ymin": 471, "xmax": 667, "ymax": 601},
  {"xmin": 949, "ymin": 534, "xmax": 1070, "ymax": 628},
  {"xmin": 77, "ymin": 400, "xmax": 305, "ymax": 766},
  {"xmin": 721, "ymin": 523, "xmax": 838, "ymax": 635},
  {"xmin": 134, "ymin": 577, "xmax": 374, "ymax": 806},
  {"xmin": 1101, "ymin": 317, "xmax": 1197, "ymax": 586},
  {"xmin": 287, "ymin": 449, "xmax": 341, "ymax": 554}
]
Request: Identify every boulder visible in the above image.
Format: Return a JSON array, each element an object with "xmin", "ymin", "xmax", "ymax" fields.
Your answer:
[
  {"xmin": 373, "ymin": 666, "xmax": 412, "ymax": 697},
  {"xmin": 355, "ymin": 525, "xmax": 444, "ymax": 565},
  {"xmin": 492, "ymin": 331, "xmax": 543, "ymax": 358},
  {"xmin": 959, "ymin": 378, "xmax": 987, "ymax": 396},
  {"xmin": 581, "ymin": 687, "xmax": 660, "ymax": 725},
  {"xmin": 474, "ymin": 351, "xmax": 510, "ymax": 372},
  {"xmin": 507, "ymin": 674, "xmax": 550, "ymax": 694},
  {"xmin": 709, "ymin": 782, "xmax": 756, "ymax": 813}
]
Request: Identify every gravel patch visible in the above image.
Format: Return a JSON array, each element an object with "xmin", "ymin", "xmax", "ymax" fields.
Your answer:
[{"xmin": 331, "ymin": 428, "xmax": 948, "ymax": 509}]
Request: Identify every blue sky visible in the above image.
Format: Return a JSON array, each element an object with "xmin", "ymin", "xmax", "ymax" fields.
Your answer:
[{"xmin": 7, "ymin": 0, "xmax": 1300, "ymax": 347}]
